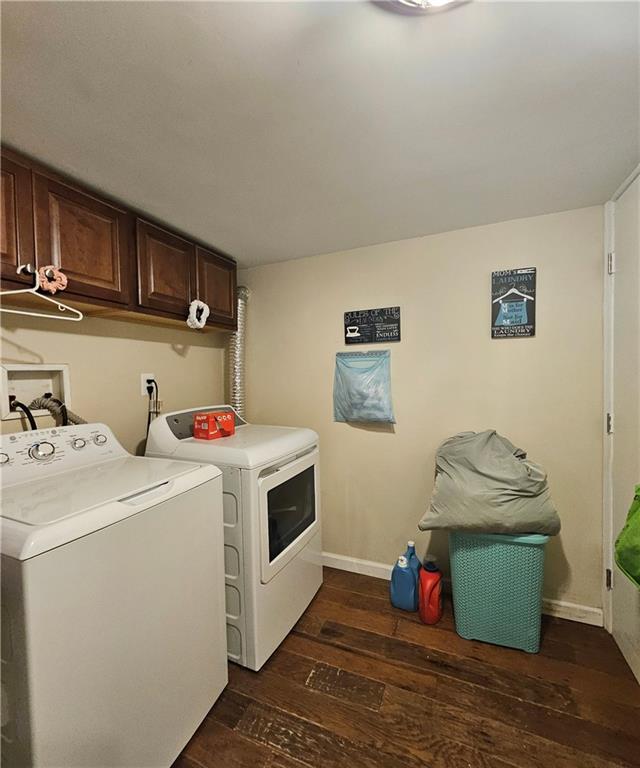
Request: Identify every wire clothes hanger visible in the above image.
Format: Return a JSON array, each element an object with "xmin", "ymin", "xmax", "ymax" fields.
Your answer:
[
  {"xmin": 0, "ymin": 264, "xmax": 83, "ymax": 322},
  {"xmin": 492, "ymin": 286, "xmax": 535, "ymax": 304}
]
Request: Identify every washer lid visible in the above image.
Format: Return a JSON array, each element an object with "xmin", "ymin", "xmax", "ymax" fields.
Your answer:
[
  {"xmin": 1, "ymin": 457, "xmax": 221, "ymax": 560},
  {"xmin": 159, "ymin": 424, "xmax": 318, "ymax": 469}
]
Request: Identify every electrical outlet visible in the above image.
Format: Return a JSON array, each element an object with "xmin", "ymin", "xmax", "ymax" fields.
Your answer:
[{"xmin": 140, "ymin": 373, "xmax": 156, "ymax": 396}]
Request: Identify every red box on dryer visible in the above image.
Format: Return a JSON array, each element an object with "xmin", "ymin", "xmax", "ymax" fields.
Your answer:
[{"xmin": 193, "ymin": 411, "xmax": 235, "ymax": 440}]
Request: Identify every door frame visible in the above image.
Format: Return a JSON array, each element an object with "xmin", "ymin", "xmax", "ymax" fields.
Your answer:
[{"xmin": 602, "ymin": 163, "xmax": 640, "ymax": 633}]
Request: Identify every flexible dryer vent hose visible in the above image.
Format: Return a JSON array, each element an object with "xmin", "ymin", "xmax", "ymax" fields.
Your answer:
[
  {"xmin": 228, "ymin": 286, "xmax": 250, "ymax": 419},
  {"xmin": 29, "ymin": 395, "xmax": 87, "ymax": 426}
]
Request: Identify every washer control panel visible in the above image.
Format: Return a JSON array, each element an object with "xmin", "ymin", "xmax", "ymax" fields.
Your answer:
[{"xmin": 0, "ymin": 424, "xmax": 127, "ymax": 484}]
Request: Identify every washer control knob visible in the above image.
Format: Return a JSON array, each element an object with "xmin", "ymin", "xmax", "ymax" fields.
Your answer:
[
  {"xmin": 0, "ymin": 453, "xmax": 9, "ymax": 465},
  {"xmin": 71, "ymin": 438, "xmax": 86, "ymax": 450},
  {"xmin": 29, "ymin": 442, "xmax": 56, "ymax": 461},
  {"xmin": 93, "ymin": 434, "xmax": 108, "ymax": 446}
]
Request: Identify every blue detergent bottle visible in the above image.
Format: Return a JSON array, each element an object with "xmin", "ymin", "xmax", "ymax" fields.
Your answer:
[
  {"xmin": 390, "ymin": 555, "xmax": 418, "ymax": 611},
  {"xmin": 404, "ymin": 540, "xmax": 422, "ymax": 583}
]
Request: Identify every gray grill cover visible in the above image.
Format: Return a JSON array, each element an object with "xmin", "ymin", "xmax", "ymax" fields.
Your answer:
[{"xmin": 419, "ymin": 431, "xmax": 560, "ymax": 535}]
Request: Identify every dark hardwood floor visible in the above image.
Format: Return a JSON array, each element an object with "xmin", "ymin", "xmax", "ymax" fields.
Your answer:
[{"xmin": 174, "ymin": 567, "xmax": 640, "ymax": 768}]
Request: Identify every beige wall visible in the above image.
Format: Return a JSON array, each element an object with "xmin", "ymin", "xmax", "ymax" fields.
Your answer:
[
  {"xmin": 243, "ymin": 207, "xmax": 604, "ymax": 609},
  {"xmin": 1, "ymin": 316, "xmax": 227, "ymax": 454}
]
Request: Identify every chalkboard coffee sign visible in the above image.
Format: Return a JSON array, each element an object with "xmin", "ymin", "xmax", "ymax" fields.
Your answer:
[{"xmin": 344, "ymin": 306, "xmax": 401, "ymax": 345}]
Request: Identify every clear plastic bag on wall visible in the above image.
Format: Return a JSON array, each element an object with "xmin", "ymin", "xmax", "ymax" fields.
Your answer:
[{"xmin": 333, "ymin": 350, "xmax": 395, "ymax": 423}]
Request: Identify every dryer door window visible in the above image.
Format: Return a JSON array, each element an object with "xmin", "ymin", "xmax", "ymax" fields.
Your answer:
[
  {"xmin": 267, "ymin": 466, "xmax": 315, "ymax": 562},
  {"xmin": 258, "ymin": 447, "xmax": 320, "ymax": 584}
]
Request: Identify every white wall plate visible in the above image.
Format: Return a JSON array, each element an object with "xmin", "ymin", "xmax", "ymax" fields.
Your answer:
[{"xmin": 1, "ymin": 364, "xmax": 71, "ymax": 421}]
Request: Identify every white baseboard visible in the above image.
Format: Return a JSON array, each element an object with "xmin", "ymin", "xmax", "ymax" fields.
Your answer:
[
  {"xmin": 322, "ymin": 551, "xmax": 393, "ymax": 580},
  {"xmin": 541, "ymin": 598, "xmax": 604, "ymax": 627},
  {"xmin": 322, "ymin": 551, "xmax": 604, "ymax": 628}
]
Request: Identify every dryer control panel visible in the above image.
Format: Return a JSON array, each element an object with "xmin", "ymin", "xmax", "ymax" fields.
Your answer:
[{"xmin": 0, "ymin": 424, "xmax": 127, "ymax": 485}]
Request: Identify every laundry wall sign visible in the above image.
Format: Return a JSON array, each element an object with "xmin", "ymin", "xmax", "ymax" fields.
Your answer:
[{"xmin": 491, "ymin": 267, "xmax": 536, "ymax": 338}]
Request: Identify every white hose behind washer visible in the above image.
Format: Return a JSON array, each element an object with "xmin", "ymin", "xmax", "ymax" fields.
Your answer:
[{"xmin": 29, "ymin": 395, "xmax": 87, "ymax": 426}]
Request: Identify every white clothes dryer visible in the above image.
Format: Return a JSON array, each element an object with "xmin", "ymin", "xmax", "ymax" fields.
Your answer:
[
  {"xmin": 1, "ymin": 424, "xmax": 227, "ymax": 768},
  {"xmin": 146, "ymin": 406, "xmax": 322, "ymax": 670}
]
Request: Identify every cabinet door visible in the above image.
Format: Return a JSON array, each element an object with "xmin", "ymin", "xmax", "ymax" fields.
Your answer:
[
  {"xmin": 196, "ymin": 247, "xmax": 237, "ymax": 327},
  {"xmin": 33, "ymin": 173, "xmax": 132, "ymax": 304},
  {"xmin": 137, "ymin": 220, "xmax": 195, "ymax": 316},
  {"xmin": 1, "ymin": 155, "xmax": 35, "ymax": 285}
]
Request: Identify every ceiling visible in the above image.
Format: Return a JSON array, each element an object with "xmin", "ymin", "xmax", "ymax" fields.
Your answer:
[{"xmin": 2, "ymin": 2, "xmax": 638, "ymax": 268}]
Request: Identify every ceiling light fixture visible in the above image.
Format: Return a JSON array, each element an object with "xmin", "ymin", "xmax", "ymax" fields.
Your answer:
[
  {"xmin": 390, "ymin": 0, "xmax": 468, "ymax": 13},
  {"xmin": 398, "ymin": 0, "xmax": 457, "ymax": 6}
]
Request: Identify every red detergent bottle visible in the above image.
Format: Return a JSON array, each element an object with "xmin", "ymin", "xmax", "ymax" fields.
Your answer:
[{"xmin": 418, "ymin": 561, "xmax": 443, "ymax": 625}]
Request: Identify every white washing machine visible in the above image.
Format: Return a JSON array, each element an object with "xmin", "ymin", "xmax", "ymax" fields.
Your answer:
[
  {"xmin": 0, "ymin": 424, "xmax": 227, "ymax": 768},
  {"xmin": 146, "ymin": 406, "xmax": 322, "ymax": 671}
]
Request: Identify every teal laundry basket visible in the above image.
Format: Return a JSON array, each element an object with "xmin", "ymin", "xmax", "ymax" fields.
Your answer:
[{"xmin": 449, "ymin": 531, "xmax": 549, "ymax": 653}]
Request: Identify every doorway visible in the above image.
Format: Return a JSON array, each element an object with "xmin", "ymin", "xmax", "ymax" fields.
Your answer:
[{"xmin": 605, "ymin": 170, "xmax": 640, "ymax": 682}]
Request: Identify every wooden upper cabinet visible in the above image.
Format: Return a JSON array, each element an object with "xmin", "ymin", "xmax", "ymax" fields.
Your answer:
[
  {"xmin": 1, "ymin": 154, "xmax": 35, "ymax": 284},
  {"xmin": 137, "ymin": 220, "xmax": 195, "ymax": 316},
  {"xmin": 1, "ymin": 147, "xmax": 237, "ymax": 327},
  {"xmin": 33, "ymin": 173, "xmax": 133, "ymax": 304},
  {"xmin": 196, "ymin": 247, "xmax": 237, "ymax": 327}
]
